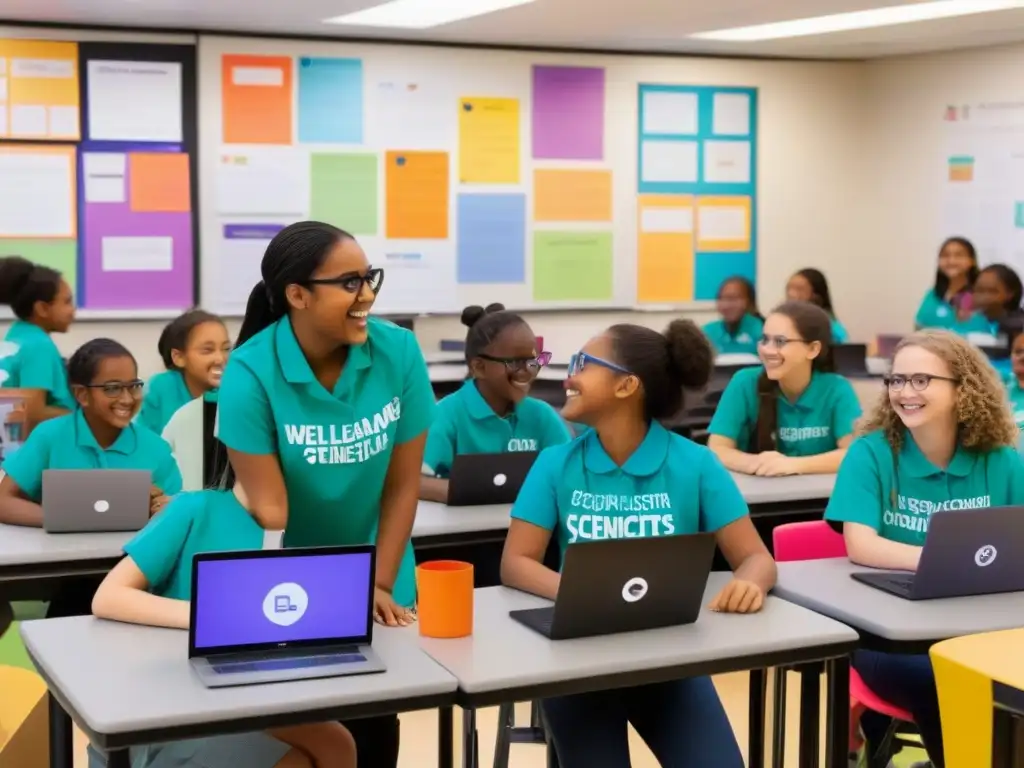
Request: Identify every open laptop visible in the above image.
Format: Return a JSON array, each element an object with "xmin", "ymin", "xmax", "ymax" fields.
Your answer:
[
  {"xmin": 447, "ymin": 451, "xmax": 538, "ymax": 506},
  {"xmin": 851, "ymin": 506, "xmax": 1024, "ymax": 600},
  {"xmin": 510, "ymin": 533, "xmax": 716, "ymax": 640},
  {"xmin": 876, "ymin": 335, "xmax": 903, "ymax": 359},
  {"xmin": 41, "ymin": 469, "xmax": 152, "ymax": 533},
  {"xmin": 833, "ymin": 344, "xmax": 868, "ymax": 377},
  {"xmin": 189, "ymin": 545, "xmax": 385, "ymax": 688}
]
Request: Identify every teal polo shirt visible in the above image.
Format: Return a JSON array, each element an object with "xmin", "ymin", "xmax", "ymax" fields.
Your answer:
[
  {"xmin": 915, "ymin": 290, "xmax": 959, "ymax": 330},
  {"xmin": 703, "ymin": 314, "xmax": 763, "ymax": 356},
  {"xmin": 512, "ymin": 421, "xmax": 749, "ymax": 564},
  {"xmin": 708, "ymin": 366, "xmax": 862, "ymax": 456},
  {"xmin": 137, "ymin": 370, "xmax": 194, "ymax": 436},
  {"xmin": 830, "ymin": 317, "xmax": 849, "ymax": 344},
  {"xmin": 423, "ymin": 381, "xmax": 572, "ymax": 478},
  {"xmin": 125, "ymin": 490, "xmax": 264, "ymax": 601},
  {"xmin": 0, "ymin": 320, "xmax": 74, "ymax": 410},
  {"xmin": 2, "ymin": 410, "xmax": 183, "ymax": 501},
  {"xmin": 216, "ymin": 316, "xmax": 435, "ymax": 608},
  {"xmin": 1007, "ymin": 378, "xmax": 1024, "ymax": 429},
  {"xmin": 825, "ymin": 429, "xmax": 1024, "ymax": 546}
]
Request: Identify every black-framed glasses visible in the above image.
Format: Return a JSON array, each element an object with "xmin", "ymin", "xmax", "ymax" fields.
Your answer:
[
  {"xmin": 758, "ymin": 334, "xmax": 807, "ymax": 350},
  {"xmin": 81, "ymin": 379, "xmax": 145, "ymax": 398},
  {"xmin": 305, "ymin": 267, "xmax": 384, "ymax": 295},
  {"xmin": 568, "ymin": 351, "xmax": 632, "ymax": 377},
  {"xmin": 883, "ymin": 373, "xmax": 959, "ymax": 392},
  {"xmin": 478, "ymin": 351, "xmax": 552, "ymax": 373}
]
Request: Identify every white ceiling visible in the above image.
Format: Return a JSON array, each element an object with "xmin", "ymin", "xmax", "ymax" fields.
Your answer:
[{"xmin": 5, "ymin": 0, "xmax": 1024, "ymax": 59}]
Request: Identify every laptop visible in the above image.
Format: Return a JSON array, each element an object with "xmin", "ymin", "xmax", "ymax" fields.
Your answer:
[
  {"xmin": 876, "ymin": 335, "xmax": 903, "ymax": 359},
  {"xmin": 447, "ymin": 451, "xmax": 539, "ymax": 506},
  {"xmin": 41, "ymin": 469, "xmax": 152, "ymax": 533},
  {"xmin": 510, "ymin": 533, "xmax": 716, "ymax": 640},
  {"xmin": 833, "ymin": 344, "xmax": 868, "ymax": 377},
  {"xmin": 189, "ymin": 545, "xmax": 385, "ymax": 688},
  {"xmin": 851, "ymin": 506, "xmax": 1024, "ymax": 600}
]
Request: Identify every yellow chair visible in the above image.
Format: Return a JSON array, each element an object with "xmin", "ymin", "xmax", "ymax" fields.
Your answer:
[{"xmin": 0, "ymin": 664, "xmax": 49, "ymax": 768}]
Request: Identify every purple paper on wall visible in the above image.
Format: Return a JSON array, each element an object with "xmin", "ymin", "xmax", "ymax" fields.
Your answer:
[{"xmin": 532, "ymin": 65, "xmax": 605, "ymax": 160}]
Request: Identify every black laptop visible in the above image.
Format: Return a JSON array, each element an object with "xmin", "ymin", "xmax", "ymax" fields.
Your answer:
[
  {"xmin": 447, "ymin": 452, "xmax": 538, "ymax": 506},
  {"xmin": 510, "ymin": 534, "xmax": 716, "ymax": 640},
  {"xmin": 851, "ymin": 506, "xmax": 1024, "ymax": 600},
  {"xmin": 833, "ymin": 344, "xmax": 868, "ymax": 377}
]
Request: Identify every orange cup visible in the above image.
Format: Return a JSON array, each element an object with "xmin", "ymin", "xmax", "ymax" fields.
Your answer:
[{"xmin": 416, "ymin": 560, "xmax": 474, "ymax": 638}]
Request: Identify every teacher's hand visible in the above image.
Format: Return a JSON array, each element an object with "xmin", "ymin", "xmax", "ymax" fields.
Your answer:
[{"xmin": 374, "ymin": 587, "xmax": 416, "ymax": 627}]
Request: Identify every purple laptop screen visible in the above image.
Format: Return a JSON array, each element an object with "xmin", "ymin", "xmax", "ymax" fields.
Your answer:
[{"xmin": 193, "ymin": 552, "xmax": 372, "ymax": 650}]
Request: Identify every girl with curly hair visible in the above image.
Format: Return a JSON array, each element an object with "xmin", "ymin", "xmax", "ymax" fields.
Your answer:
[{"xmin": 826, "ymin": 329, "xmax": 1024, "ymax": 768}]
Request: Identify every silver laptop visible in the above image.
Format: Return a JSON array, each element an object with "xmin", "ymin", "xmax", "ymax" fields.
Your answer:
[
  {"xmin": 852, "ymin": 506, "xmax": 1024, "ymax": 600},
  {"xmin": 41, "ymin": 469, "xmax": 152, "ymax": 533},
  {"xmin": 189, "ymin": 545, "xmax": 385, "ymax": 688}
]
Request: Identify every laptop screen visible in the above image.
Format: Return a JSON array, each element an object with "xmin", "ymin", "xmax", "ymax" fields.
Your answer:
[{"xmin": 190, "ymin": 548, "xmax": 373, "ymax": 655}]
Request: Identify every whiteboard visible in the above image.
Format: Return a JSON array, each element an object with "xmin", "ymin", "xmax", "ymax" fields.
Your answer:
[{"xmin": 198, "ymin": 36, "xmax": 758, "ymax": 316}]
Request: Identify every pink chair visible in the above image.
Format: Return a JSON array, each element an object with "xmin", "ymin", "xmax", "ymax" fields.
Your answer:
[{"xmin": 772, "ymin": 521, "xmax": 916, "ymax": 768}]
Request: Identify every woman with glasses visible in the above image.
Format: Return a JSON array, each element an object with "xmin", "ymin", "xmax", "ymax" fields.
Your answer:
[
  {"xmin": 215, "ymin": 221, "xmax": 434, "ymax": 768},
  {"xmin": 708, "ymin": 301, "xmax": 861, "ymax": 476},
  {"xmin": 825, "ymin": 330, "xmax": 1024, "ymax": 767},
  {"xmin": 501, "ymin": 320, "xmax": 774, "ymax": 767},
  {"xmin": 419, "ymin": 303, "xmax": 571, "ymax": 503}
]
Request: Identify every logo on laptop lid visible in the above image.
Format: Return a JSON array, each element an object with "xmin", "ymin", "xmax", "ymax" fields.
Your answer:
[
  {"xmin": 93, "ymin": 500, "xmax": 109, "ymax": 513},
  {"xmin": 975, "ymin": 545, "xmax": 997, "ymax": 567},
  {"xmin": 262, "ymin": 582, "xmax": 309, "ymax": 626},
  {"xmin": 621, "ymin": 577, "xmax": 649, "ymax": 603}
]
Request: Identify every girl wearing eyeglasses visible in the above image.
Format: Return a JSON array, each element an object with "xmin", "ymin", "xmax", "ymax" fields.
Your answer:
[
  {"xmin": 708, "ymin": 301, "xmax": 862, "ymax": 477},
  {"xmin": 216, "ymin": 221, "xmax": 435, "ymax": 768},
  {"xmin": 419, "ymin": 303, "xmax": 570, "ymax": 503},
  {"xmin": 501, "ymin": 320, "xmax": 775, "ymax": 768},
  {"xmin": 825, "ymin": 330, "xmax": 1024, "ymax": 767}
]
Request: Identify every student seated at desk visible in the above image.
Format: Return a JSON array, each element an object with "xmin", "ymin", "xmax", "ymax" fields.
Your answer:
[
  {"xmin": 825, "ymin": 329, "xmax": 1024, "ymax": 768},
  {"xmin": 786, "ymin": 267, "xmax": 849, "ymax": 343},
  {"xmin": 915, "ymin": 236, "xmax": 977, "ymax": 330},
  {"xmin": 703, "ymin": 275, "xmax": 764, "ymax": 356},
  {"xmin": 1005, "ymin": 332, "xmax": 1024, "ymax": 432},
  {"xmin": 0, "ymin": 338, "xmax": 183, "ymax": 529},
  {"xmin": 137, "ymin": 309, "xmax": 231, "ymax": 435},
  {"xmin": 91, "ymin": 464, "xmax": 355, "ymax": 768},
  {"xmin": 501, "ymin": 320, "xmax": 776, "ymax": 768},
  {"xmin": 0, "ymin": 256, "xmax": 77, "ymax": 419},
  {"xmin": 420, "ymin": 304, "xmax": 571, "ymax": 502},
  {"xmin": 955, "ymin": 264, "xmax": 1024, "ymax": 377},
  {"xmin": 708, "ymin": 301, "xmax": 861, "ymax": 476}
]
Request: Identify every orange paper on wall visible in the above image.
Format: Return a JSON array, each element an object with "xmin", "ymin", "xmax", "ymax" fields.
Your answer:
[
  {"xmin": 129, "ymin": 153, "xmax": 190, "ymax": 213},
  {"xmin": 637, "ymin": 195, "xmax": 694, "ymax": 303},
  {"xmin": 222, "ymin": 54, "xmax": 293, "ymax": 145},
  {"xmin": 696, "ymin": 195, "xmax": 752, "ymax": 252},
  {"xmin": 534, "ymin": 169, "xmax": 612, "ymax": 222},
  {"xmin": 385, "ymin": 151, "xmax": 449, "ymax": 239}
]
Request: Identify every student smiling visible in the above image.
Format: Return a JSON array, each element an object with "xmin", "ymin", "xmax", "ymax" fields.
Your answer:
[
  {"xmin": 915, "ymin": 236, "xmax": 978, "ymax": 329},
  {"xmin": 1006, "ymin": 332, "xmax": 1024, "ymax": 431},
  {"xmin": 708, "ymin": 301, "xmax": 862, "ymax": 476},
  {"xmin": 703, "ymin": 275, "xmax": 764, "ymax": 356},
  {"xmin": 955, "ymin": 263, "xmax": 1024, "ymax": 377},
  {"xmin": 826, "ymin": 330, "xmax": 1024, "ymax": 768},
  {"xmin": 501, "ymin": 320, "xmax": 775, "ymax": 767},
  {"xmin": 786, "ymin": 267, "xmax": 849, "ymax": 344},
  {"xmin": 420, "ymin": 303, "xmax": 570, "ymax": 502}
]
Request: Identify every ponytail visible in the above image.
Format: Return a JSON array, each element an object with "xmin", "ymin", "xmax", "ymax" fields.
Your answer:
[
  {"xmin": 236, "ymin": 280, "xmax": 285, "ymax": 349},
  {"xmin": 754, "ymin": 374, "xmax": 778, "ymax": 452}
]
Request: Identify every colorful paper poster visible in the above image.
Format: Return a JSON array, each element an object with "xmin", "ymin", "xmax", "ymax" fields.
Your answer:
[
  {"xmin": 310, "ymin": 153, "xmax": 378, "ymax": 235},
  {"xmin": 532, "ymin": 65, "xmax": 604, "ymax": 160},
  {"xmin": 533, "ymin": 231, "xmax": 613, "ymax": 301},
  {"xmin": 949, "ymin": 155, "xmax": 974, "ymax": 182},
  {"xmin": 83, "ymin": 152, "xmax": 126, "ymax": 203},
  {"xmin": 297, "ymin": 57, "xmax": 363, "ymax": 144},
  {"xmin": 385, "ymin": 151, "xmax": 449, "ymax": 239},
  {"xmin": 87, "ymin": 60, "xmax": 183, "ymax": 142},
  {"xmin": 533, "ymin": 169, "xmax": 612, "ymax": 222},
  {"xmin": 0, "ymin": 144, "xmax": 76, "ymax": 238},
  {"xmin": 370, "ymin": 77, "xmax": 451, "ymax": 151},
  {"xmin": 458, "ymin": 97, "xmax": 520, "ymax": 184},
  {"xmin": 636, "ymin": 195, "xmax": 694, "ymax": 303},
  {"xmin": 222, "ymin": 54, "xmax": 293, "ymax": 145},
  {"xmin": 642, "ymin": 90, "xmax": 698, "ymax": 136},
  {"xmin": 0, "ymin": 39, "xmax": 79, "ymax": 140},
  {"xmin": 456, "ymin": 193, "xmax": 525, "ymax": 283},
  {"xmin": 129, "ymin": 153, "xmax": 190, "ymax": 213},
  {"xmin": 0, "ymin": 239, "xmax": 77, "ymax": 294},
  {"xmin": 696, "ymin": 196, "xmax": 752, "ymax": 251}
]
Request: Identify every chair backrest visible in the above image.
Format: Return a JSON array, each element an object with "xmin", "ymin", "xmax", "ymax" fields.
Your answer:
[{"xmin": 773, "ymin": 520, "xmax": 847, "ymax": 562}]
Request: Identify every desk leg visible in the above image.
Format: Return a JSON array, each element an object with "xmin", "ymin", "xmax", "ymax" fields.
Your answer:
[
  {"xmin": 797, "ymin": 663, "xmax": 821, "ymax": 768},
  {"xmin": 546, "ymin": 742, "xmax": 560, "ymax": 768},
  {"xmin": 48, "ymin": 693, "xmax": 72, "ymax": 768},
  {"xmin": 462, "ymin": 707, "xmax": 479, "ymax": 768},
  {"xmin": 438, "ymin": 705, "xmax": 454, "ymax": 768},
  {"xmin": 824, "ymin": 656, "xmax": 850, "ymax": 768},
  {"xmin": 748, "ymin": 668, "xmax": 767, "ymax": 768},
  {"xmin": 107, "ymin": 750, "xmax": 131, "ymax": 768}
]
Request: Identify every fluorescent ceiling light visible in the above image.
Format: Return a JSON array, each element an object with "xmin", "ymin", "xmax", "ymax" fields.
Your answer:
[
  {"xmin": 691, "ymin": 0, "xmax": 1024, "ymax": 41},
  {"xmin": 324, "ymin": 0, "xmax": 536, "ymax": 29}
]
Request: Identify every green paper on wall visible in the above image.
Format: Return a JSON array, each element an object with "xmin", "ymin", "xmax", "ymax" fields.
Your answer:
[
  {"xmin": 310, "ymin": 153, "xmax": 378, "ymax": 236},
  {"xmin": 533, "ymin": 231, "xmax": 613, "ymax": 301},
  {"xmin": 0, "ymin": 240, "xmax": 77, "ymax": 296}
]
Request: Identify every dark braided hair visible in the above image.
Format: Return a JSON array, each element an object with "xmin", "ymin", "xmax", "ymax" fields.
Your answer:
[
  {"xmin": 158, "ymin": 309, "xmax": 226, "ymax": 370},
  {"xmin": 0, "ymin": 256, "xmax": 62, "ymax": 321},
  {"xmin": 67, "ymin": 338, "xmax": 136, "ymax": 387},
  {"xmin": 462, "ymin": 303, "xmax": 529, "ymax": 363}
]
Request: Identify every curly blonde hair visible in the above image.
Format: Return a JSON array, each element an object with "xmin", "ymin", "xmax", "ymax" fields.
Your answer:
[{"xmin": 860, "ymin": 329, "xmax": 1019, "ymax": 452}]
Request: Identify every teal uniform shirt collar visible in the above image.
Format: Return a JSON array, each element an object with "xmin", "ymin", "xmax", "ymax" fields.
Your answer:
[
  {"xmin": 462, "ymin": 380, "xmax": 515, "ymax": 422},
  {"xmin": 75, "ymin": 409, "xmax": 138, "ymax": 455},
  {"xmin": 275, "ymin": 315, "xmax": 372, "ymax": 386},
  {"xmin": 780, "ymin": 370, "xmax": 823, "ymax": 411},
  {"xmin": 899, "ymin": 431, "xmax": 977, "ymax": 479},
  {"xmin": 583, "ymin": 421, "xmax": 670, "ymax": 477}
]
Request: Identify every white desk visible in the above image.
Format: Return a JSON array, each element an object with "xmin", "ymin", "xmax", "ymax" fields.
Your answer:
[
  {"xmin": 412, "ymin": 500, "xmax": 511, "ymax": 541},
  {"xmin": 729, "ymin": 473, "xmax": 835, "ymax": 507}
]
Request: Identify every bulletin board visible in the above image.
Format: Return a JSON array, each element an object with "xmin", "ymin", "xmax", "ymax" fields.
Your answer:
[
  {"xmin": 198, "ymin": 36, "xmax": 759, "ymax": 315},
  {"xmin": 0, "ymin": 38, "xmax": 198, "ymax": 318}
]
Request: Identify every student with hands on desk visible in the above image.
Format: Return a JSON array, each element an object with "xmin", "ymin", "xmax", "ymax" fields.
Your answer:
[
  {"xmin": 501, "ymin": 319, "xmax": 776, "ymax": 768},
  {"xmin": 419, "ymin": 302, "xmax": 571, "ymax": 502},
  {"xmin": 825, "ymin": 329, "xmax": 1024, "ymax": 768},
  {"xmin": 708, "ymin": 301, "xmax": 861, "ymax": 477}
]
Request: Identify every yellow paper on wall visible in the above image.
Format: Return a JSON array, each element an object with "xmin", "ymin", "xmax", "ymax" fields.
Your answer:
[
  {"xmin": 0, "ymin": 40, "xmax": 80, "ymax": 140},
  {"xmin": 458, "ymin": 97, "xmax": 520, "ymax": 184},
  {"xmin": 637, "ymin": 194, "xmax": 694, "ymax": 303}
]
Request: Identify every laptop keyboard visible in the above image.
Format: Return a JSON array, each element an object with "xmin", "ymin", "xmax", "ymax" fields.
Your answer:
[{"xmin": 211, "ymin": 650, "xmax": 365, "ymax": 675}]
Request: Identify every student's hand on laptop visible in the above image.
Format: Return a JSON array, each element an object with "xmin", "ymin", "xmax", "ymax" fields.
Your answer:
[
  {"xmin": 708, "ymin": 578, "xmax": 764, "ymax": 614},
  {"xmin": 373, "ymin": 587, "xmax": 415, "ymax": 627},
  {"xmin": 753, "ymin": 452, "xmax": 798, "ymax": 477}
]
